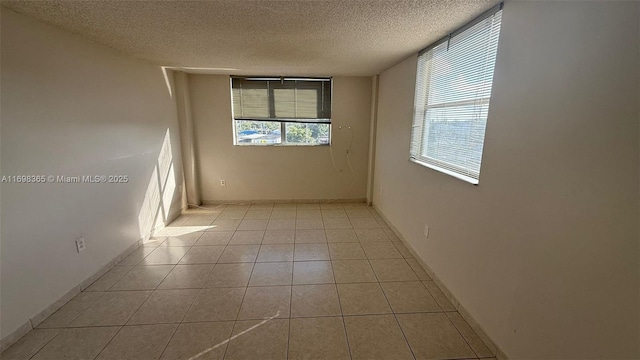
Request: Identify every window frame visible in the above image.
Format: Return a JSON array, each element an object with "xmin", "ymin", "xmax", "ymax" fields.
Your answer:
[
  {"xmin": 409, "ymin": 3, "xmax": 503, "ymax": 185},
  {"xmin": 230, "ymin": 76, "xmax": 332, "ymax": 146}
]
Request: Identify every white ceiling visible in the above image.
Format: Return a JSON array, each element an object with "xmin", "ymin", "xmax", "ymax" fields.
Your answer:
[{"xmin": 2, "ymin": 0, "xmax": 499, "ymax": 76}]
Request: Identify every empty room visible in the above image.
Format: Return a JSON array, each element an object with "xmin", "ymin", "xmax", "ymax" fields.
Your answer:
[{"xmin": 1, "ymin": 1, "xmax": 638, "ymax": 359}]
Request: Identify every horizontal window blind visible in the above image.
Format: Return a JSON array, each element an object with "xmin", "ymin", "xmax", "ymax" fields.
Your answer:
[
  {"xmin": 232, "ymin": 77, "xmax": 331, "ymax": 123},
  {"xmin": 410, "ymin": 4, "xmax": 503, "ymax": 184}
]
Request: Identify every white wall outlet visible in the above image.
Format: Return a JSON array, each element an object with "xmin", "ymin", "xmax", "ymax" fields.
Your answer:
[
  {"xmin": 220, "ymin": 179, "xmax": 226, "ymax": 186},
  {"xmin": 76, "ymin": 237, "xmax": 86, "ymax": 253},
  {"xmin": 424, "ymin": 225, "xmax": 430, "ymax": 238}
]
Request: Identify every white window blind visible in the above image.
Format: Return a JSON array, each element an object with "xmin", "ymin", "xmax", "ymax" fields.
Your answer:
[
  {"xmin": 410, "ymin": 4, "xmax": 503, "ymax": 184},
  {"xmin": 231, "ymin": 77, "xmax": 332, "ymax": 146},
  {"xmin": 232, "ymin": 77, "xmax": 331, "ymax": 123}
]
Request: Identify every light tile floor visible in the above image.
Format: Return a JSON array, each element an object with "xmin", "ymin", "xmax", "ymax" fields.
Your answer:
[{"xmin": 2, "ymin": 203, "xmax": 497, "ymax": 360}]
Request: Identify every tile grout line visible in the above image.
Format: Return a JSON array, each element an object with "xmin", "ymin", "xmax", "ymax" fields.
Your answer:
[
  {"xmin": 363, "ymin": 207, "xmax": 418, "ymax": 360},
  {"xmin": 85, "ymin": 325, "xmax": 123, "ymax": 360},
  {"xmin": 12, "ymin": 204, "xmax": 436, "ymax": 360},
  {"xmin": 365, "ymin": 254, "xmax": 417, "ymax": 360},
  {"xmin": 331, "ymin": 259, "xmax": 354, "ymax": 360},
  {"xmin": 286, "ymin": 260, "xmax": 293, "ymax": 360}
]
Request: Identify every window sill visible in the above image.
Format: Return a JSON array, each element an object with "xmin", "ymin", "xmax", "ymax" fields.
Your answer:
[
  {"xmin": 234, "ymin": 143, "xmax": 330, "ymax": 147},
  {"xmin": 408, "ymin": 158, "xmax": 479, "ymax": 185}
]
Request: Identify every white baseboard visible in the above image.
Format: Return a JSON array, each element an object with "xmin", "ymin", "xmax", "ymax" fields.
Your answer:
[
  {"xmin": 202, "ymin": 198, "xmax": 366, "ymax": 205},
  {"xmin": 0, "ymin": 208, "xmax": 182, "ymax": 353},
  {"xmin": 371, "ymin": 204, "xmax": 508, "ymax": 360}
]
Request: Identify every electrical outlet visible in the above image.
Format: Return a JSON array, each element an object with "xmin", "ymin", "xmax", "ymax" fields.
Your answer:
[
  {"xmin": 76, "ymin": 237, "xmax": 86, "ymax": 253},
  {"xmin": 424, "ymin": 225, "xmax": 429, "ymax": 238},
  {"xmin": 220, "ymin": 179, "xmax": 226, "ymax": 186}
]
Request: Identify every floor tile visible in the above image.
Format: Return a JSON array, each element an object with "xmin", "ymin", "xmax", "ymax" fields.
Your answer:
[
  {"xmin": 237, "ymin": 286, "xmax": 291, "ymax": 320},
  {"xmin": 85, "ymin": 266, "xmax": 134, "ymax": 291},
  {"xmin": 262, "ymin": 229, "xmax": 295, "ymax": 244},
  {"xmin": 354, "ymin": 228, "xmax": 389, "ymax": 242},
  {"xmin": 182, "ymin": 215, "xmax": 217, "ymax": 226},
  {"xmin": 361, "ymin": 242, "xmax": 403, "ymax": 259},
  {"xmin": 295, "ymin": 218, "xmax": 324, "ymax": 230},
  {"xmin": 111, "ymin": 265, "xmax": 174, "ymax": 290},
  {"xmin": 224, "ymin": 205, "xmax": 250, "ymax": 211},
  {"xmin": 0, "ymin": 329, "xmax": 61, "ymax": 360},
  {"xmin": 209, "ymin": 219, "xmax": 241, "ymax": 231},
  {"xmin": 384, "ymin": 228, "xmax": 402, "ymax": 242},
  {"xmin": 248, "ymin": 262, "xmax": 293, "ymax": 286},
  {"xmin": 256, "ymin": 244, "xmax": 294, "ymax": 262},
  {"xmin": 31, "ymin": 327, "xmax": 119, "ymax": 360},
  {"xmin": 380, "ymin": 281, "xmax": 441, "ymax": 313},
  {"xmin": 321, "ymin": 209, "xmax": 348, "ymax": 219},
  {"xmin": 70, "ymin": 291, "xmax": 151, "ymax": 326},
  {"xmin": 237, "ymin": 219, "xmax": 268, "ymax": 231},
  {"xmin": 294, "ymin": 229, "xmax": 326, "ymax": 243},
  {"xmin": 343, "ymin": 315, "xmax": 413, "ymax": 360},
  {"xmin": 337, "ymin": 283, "xmax": 391, "ymax": 315},
  {"xmin": 244, "ymin": 210, "xmax": 271, "ymax": 220},
  {"xmin": 249, "ymin": 204, "xmax": 274, "ymax": 210},
  {"xmin": 266, "ymin": 218, "xmax": 296, "ymax": 230},
  {"xmin": 142, "ymin": 247, "xmax": 189, "ymax": 265},
  {"xmin": 325, "ymin": 228, "xmax": 359, "ymax": 242},
  {"xmin": 205, "ymin": 263, "xmax": 254, "ymax": 287},
  {"xmin": 117, "ymin": 247, "xmax": 155, "ymax": 266},
  {"xmin": 406, "ymin": 258, "xmax": 431, "ymax": 280},
  {"xmin": 446, "ymin": 311, "xmax": 493, "ymax": 358},
  {"xmin": 323, "ymin": 218, "xmax": 354, "ymax": 229},
  {"xmin": 183, "ymin": 288, "xmax": 246, "ymax": 322},
  {"xmin": 218, "ymin": 245, "xmax": 260, "ymax": 263},
  {"xmin": 96, "ymin": 324, "xmax": 177, "ymax": 360},
  {"xmin": 37, "ymin": 292, "xmax": 104, "ymax": 328},
  {"xmin": 320, "ymin": 203, "xmax": 344, "ymax": 210},
  {"xmin": 345, "ymin": 208, "xmax": 374, "ymax": 218},
  {"xmin": 217, "ymin": 210, "xmax": 247, "ymax": 220},
  {"xmin": 128, "ymin": 289, "xmax": 199, "ymax": 324},
  {"xmin": 293, "ymin": 261, "xmax": 335, "ymax": 284},
  {"xmin": 158, "ymin": 264, "xmax": 214, "ymax": 289},
  {"xmin": 288, "ymin": 317, "xmax": 350, "ymax": 360},
  {"xmin": 297, "ymin": 203, "xmax": 320, "ymax": 209},
  {"xmin": 270, "ymin": 210, "xmax": 296, "ymax": 219},
  {"xmin": 332, "ymin": 260, "xmax": 377, "ymax": 283},
  {"xmin": 273, "ymin": 204, "xmax": 297, "ymax": 210},
  {"xmin": 160, "ymin": 321, "xmax": 234, "ymax": 360},
  {"xmin": 423, "ymin": 281, "xmax": 456, "ymax": 311},
  {"xmin": 296, "ymin": 209, "xmax": 322, "ymax": 219},
  {"xmin": 393, "ymin": 242, "xmax": 414, "ymax": 258},
  {"xmin": 162, "ymin": 232, "xmax": 203, "ymax": 246},
  {"xmin": 370, "ymin": 259, "xmax": 419, "ymax": 282},
  {"xmin": 195, "ymin": 231, "xmax": 234, "ymax": 246},
  {"xmin": 229, "ymin": 230, "xmax": 265, "ymax": 245},
  {"xmin": 224, "ymin": 319, "xmax": 289, "ymax": 360},
  {"xmin": 294, "ymin": 243, "xmax": 330, "ymax": 261},
  {"xmin": 291, "ymin": 284, "xmax": 341, "ymax": 317},
  {"xmin": 396, "ymin": 313, "xmax": 475, "ymax": 360},
  {"xmin": 328, "ymin": 242, "xmax": 367, "ymax": 260},
  {"xmin": 179, "ymin": 246, "xmax": 225, "ymax": 264}
]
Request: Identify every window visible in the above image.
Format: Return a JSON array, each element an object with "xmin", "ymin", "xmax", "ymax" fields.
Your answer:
[
  {"xmin": 231, "ymin": 77, "xmax": 332, "ymax": 145},
  {"xmin": 410, "ymin": 3, "xmax": 503, "ymax": 184}
]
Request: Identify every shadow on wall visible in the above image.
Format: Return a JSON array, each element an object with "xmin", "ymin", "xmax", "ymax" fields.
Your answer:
[{"xmin": 137, "ymin": 128, "xmax": 177, "ymax": 240}]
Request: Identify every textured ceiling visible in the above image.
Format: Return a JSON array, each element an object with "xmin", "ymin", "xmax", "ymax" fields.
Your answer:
[{"xmin": 2, "ymin": 0, "xmax": 499, "ymax": 76}]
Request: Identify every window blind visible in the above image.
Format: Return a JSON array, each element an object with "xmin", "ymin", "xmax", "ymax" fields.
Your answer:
[
  {"xmin": 410, "ymin": 4, "xmax": 503, "ymax": 184},
  {"xmin": 232, "ymin": 77, "xmax": 331, "ymax": 123}
]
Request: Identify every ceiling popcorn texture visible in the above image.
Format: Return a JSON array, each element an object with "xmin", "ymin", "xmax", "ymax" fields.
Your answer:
[{"xmin": 2, "ymin": 0, "xmax": 499, "ymax": 76}]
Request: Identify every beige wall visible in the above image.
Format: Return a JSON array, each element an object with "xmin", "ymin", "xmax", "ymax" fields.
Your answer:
[
  {"xmin": 188, "ymin": 74, "xmax": 371, "ymax": 202},
  {"xmin": 373, "ymin": 1, "xmax": 639, "ymax": 358},
  {"xmin": 0, "ymin": 9, "xmax": 184, "ymax": 337}
]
